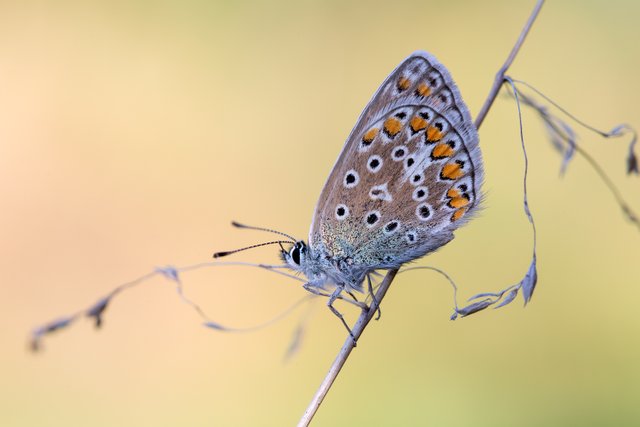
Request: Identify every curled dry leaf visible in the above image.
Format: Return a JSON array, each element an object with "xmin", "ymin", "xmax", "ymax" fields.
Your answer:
[
  {"xmin": 86, "ymin": 297, "xmax": 111, "ymax": 328},
  {"xmin": 521, "ymin": 256, "xmax": 538, "ymax": 305},
  {"xmin": 156, "ymin": 266, "xmax": 180, "ymax": 283},
  {"xmin": 454, "ymin": 299, "xmax": 495, "ymax": 318},
  {"xmin": 203, "ymin": 321, "xmax": 230, "ymax": 331},
  {"xmin": 30, "ymin": 316, "xmax": 76, "ymax": 352},
  {"xmin": 494, "ymin": 288, "xmax": 519, "ymax": 309}
]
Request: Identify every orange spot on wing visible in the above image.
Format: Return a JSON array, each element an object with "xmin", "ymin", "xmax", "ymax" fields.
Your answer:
[
  {"xmin": 426, "ymin": 126, "xmax": 443, "ymax": 142},
  {"xmin": 397, "ymin": 77, "xmax": 410, "ymax": 91},
  {"xmin": 431, "ymin": 143, "xmax": 454, "ymax": 159},
  {"xmin": 417, "ymin": 82, "xmax": 431, "ymax": 97},
  {"xmin": 448, "ymin": 197, "xmax": 469, "ymax": 209},
  {"xmin": 446, "ymin": 188, "xmax": 461, "ymax": 199},
  {"xmin": 451, "ymin": 208, "xmax": 466, "ymax": 222},
  {"xmin": 410, "ymin": 116, "xmax": 428, "ymax": 133},
  {"xmin": 363, "ymin": 128, "xmax": 378, "ymax": 143},
  {"xmin": 383, "ymin": 117, "xmax": 402, "ymax": 137},
  {"xmin": 440, "ymin": 162, "xmax": 464, "ymax": 180}
]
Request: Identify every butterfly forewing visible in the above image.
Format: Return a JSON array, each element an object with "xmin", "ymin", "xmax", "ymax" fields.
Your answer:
[{"xmin": 310, "ymin": 51, "xmax": 483, "ymax": 268}]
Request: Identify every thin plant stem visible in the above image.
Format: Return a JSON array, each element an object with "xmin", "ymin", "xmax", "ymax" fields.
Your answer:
[
  {"xmin": 297, "ymin": 269, "xmax": 397, "ymax": 426},
  {"xmin": 297, "ymin": 1, "xmax": 545, "ymax": 425},
  {"xmin": 474, "ymin": 0, "xmax": 544, "ymax": 129}
]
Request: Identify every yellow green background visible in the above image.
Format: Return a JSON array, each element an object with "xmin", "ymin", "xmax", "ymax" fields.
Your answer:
[{"xmin": 1, "ymin": 1, "xmax": 639, "ymax": 426}]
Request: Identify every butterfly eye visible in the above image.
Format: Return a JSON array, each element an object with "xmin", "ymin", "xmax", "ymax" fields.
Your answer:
[
  {"xmin": 290, "ymin": 246, "xmax": 301, "ymax": 265},
  {"xmin": 289, "ymin": 241, "xmax": 306, "ymax": 265}
]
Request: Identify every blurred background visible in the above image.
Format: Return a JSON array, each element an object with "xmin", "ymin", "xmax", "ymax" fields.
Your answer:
[{"xmin": 1, "ymin": 0, "xmax": 639, "ymax": 426}]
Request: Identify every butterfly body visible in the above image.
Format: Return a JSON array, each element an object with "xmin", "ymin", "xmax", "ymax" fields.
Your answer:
[{"xmin": 283, "ymin": 51, "xmax": 484, "ymax": 294}]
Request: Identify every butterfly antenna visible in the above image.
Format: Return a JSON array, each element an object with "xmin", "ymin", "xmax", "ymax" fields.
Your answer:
[
  {"xmin": 213, "ymin": 240, "xmax": 292, "ymax": 259},
  {"xmin": 231, "ymin": 221, "xmax": 297, "ymax": 242}
]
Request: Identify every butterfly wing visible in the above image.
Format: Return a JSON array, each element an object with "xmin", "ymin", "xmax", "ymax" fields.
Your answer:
[{"xmin": 309, "ymin": 51, "xmax": 483, "ymax": 269}]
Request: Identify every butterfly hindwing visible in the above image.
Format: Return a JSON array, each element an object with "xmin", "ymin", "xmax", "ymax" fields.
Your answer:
[{"xmin": 309, "ymin": 51, "xmax": 483, "ymax": 268}]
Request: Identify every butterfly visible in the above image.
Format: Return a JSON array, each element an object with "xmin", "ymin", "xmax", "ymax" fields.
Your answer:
[{"xmin": 216, "ymin": 51, "xmax": 483, "ymax": 337}]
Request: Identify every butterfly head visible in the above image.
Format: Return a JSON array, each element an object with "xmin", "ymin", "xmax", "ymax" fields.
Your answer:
[
  {"xmin": 283, "ymin": 240, "xmax": 355, "ymax": 289},
  {"xmin": 284, "ymin": 240, "xmax": 370, "ymax": 290},
  {"xmin": 213, "ymin": 223, "xmax": 366, "ymax": 291}
]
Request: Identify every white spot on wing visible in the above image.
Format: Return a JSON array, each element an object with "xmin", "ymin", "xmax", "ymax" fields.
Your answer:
[
  {"xmin": 425, "ymin": 70, "xmax": 443, "ymax": 92},
  {"xmin": 364, "ymin": 210, "xmax": 381, "ymax": 228},
  {"xmin": 343, "ymin": 169, "xmax": 360, "ymax": 188},
  {"xmin": 392, "ymin": 145, "xmax": 408, "ymax": 161},
  {"xmin": 410, "ymin": 172, "xmax": 424, "ymax": 186},
  {"xmin": 366, "ymin": 155, "xmax": 383, "ymax": 173},
  {"xmin": 383, "ymin": 220, "xmax": 400, "ymax": 235},
  {"xmin": 405, "ymin": 230, "xmax": 417, "ymax": 244},
  {"xmin": 335, "ymin": 204, "xmax": 349, "ymax": 220},
  {"xmin": 369, "ymin": 183, "xmax": 392, "ymax": 202},
  {"xmin": 443, "ymin": 132, "xmax": 461, "ymax": 150},
  {"xmin": 416, "ymin": 203, "xmax": 432, "ymax": 221},
  {"xmin": 412, "ymin": 186, "xmax": 428, "ymax": 201}
]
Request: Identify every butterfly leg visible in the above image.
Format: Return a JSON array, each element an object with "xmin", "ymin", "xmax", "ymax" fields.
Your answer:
[
  {"xmin": 367, "ymin": 274, "xmax": 382, "ymax": 321},
  {"xmin": 327, "ymin": 285, "xmax": 358, "ymax": 346},
  {"xmin": 346, "ymin": 290, "xmax": 360, "ymax": 303},
  {"xmin": 302, "ymin": 283, "xmax": 366, "ymax": 309}
]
